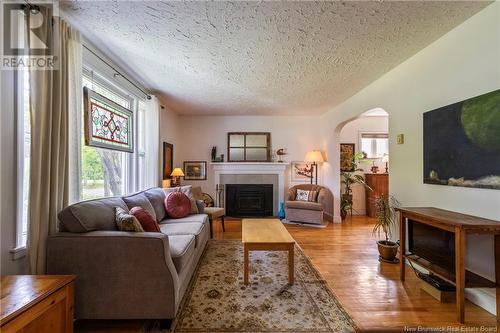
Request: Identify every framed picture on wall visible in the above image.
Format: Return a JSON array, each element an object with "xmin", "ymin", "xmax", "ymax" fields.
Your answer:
[
  {"xmin": 163, "ymin": 142, "xmax": 174, "ymax": 179},
  {"xmin": 291, "ymin": 161, "xmax": 313, "ymax": 182},
  {"xmin": 184, "ymin": 161, "xmax": 207, "ymax": 180},
  {"xmin": 340, "ymin": 143, "xmax": 355, "ymax": 172}
]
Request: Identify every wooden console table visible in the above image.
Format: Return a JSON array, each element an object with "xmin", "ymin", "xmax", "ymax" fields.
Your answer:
[
  {"xmin": 397, "ymin": 207, "xmax": 500, "ymax": 324},
  {"xmin": 1, "ymin": 275, "xmax": 76, "ymax": 333}
]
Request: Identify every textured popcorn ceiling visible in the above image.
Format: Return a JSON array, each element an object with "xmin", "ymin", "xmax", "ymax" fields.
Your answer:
[{"xmin": 61, "ymin": 1, "xmax": 490, "ymax": 115}]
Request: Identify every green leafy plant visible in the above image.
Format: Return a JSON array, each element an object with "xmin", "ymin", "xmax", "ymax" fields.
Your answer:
[
  {"xmin": 372, "ymin": 194, "xmax": 400, "ymax": 242},
  {"xmin": 341, "ymin": 152, "xmax": 371, "ymax": 214}
]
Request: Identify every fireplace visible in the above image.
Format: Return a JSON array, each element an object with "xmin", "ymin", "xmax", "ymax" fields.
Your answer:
[{"xmin": 226, "ymin": 184, "xmax": 273, "ymax": 217}]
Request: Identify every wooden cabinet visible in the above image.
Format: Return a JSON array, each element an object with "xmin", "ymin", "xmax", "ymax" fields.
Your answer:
[
  {"xmin": 364, "ymin": 173, "xmax": 388, "ymax": 217},
  {"xmin": 1, "ymin": 275, "xmax": 76, "ymax": 333}
]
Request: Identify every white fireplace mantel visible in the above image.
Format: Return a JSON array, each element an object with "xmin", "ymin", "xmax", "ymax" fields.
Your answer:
[{"xmin": 210, "ymin": 162, "xmax": 289, "ymax": 208}]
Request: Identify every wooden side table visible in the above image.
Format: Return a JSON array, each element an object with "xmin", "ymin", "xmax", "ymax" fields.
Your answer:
[
  {"xmin": 1, "ymin": 275, "xmax": 76, "ymax": 333},
  {"xmin": 204, "ymin": 207, "xmax": 225, "ymax": 238}
]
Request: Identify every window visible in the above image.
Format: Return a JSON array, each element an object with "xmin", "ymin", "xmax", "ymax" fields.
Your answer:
[
  {"xmin": 360, "ymin": 133, "xmax": 388, "ymax": 158},
  {"xmin": 80, "ymin": 69, "xmax": 148, "ymax": 200},
  {"xmin": 16, "ymin": 67, "xmax": 30, "ymax": 247},
  {"xmin": 227, "ymin": 132, "xmax": 271, "ymax": 162},
  {"xmin": 81, "ymin": 72, "xmax": 133, "ymax": 200}
]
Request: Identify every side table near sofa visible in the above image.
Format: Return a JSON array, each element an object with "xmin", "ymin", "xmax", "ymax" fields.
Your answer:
[{"xmin": 204, "ymin": 207, "xmax": 225, "ymax": 238}]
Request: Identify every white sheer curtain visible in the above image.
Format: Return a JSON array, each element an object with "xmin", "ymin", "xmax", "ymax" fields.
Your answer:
[
  {"xmin": 144, "ymin": 96, "xmax": 161, "ymax": 188},
  {"xmin": 27, "ymin": 10, "xmax": 82, "ymax": 274}
]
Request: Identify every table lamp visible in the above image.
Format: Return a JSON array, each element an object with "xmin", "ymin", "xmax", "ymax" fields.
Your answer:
[
  {"xmin": 170, "ymin": 168, "xmax": 184, "ymax": 187},
  {"xmin": 304, "ymin": 150, "xmax": 325, "ymax": 185}
]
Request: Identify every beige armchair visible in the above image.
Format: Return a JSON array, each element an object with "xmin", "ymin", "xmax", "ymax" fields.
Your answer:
[{"xmin": 285, "ymin": 184, "xmax": 333, "ymax": 225}]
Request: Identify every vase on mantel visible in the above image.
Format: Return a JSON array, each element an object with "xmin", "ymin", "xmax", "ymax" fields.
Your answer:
[{"xmin": 278, "ymin": 202, "xmax": 286, "ymax": 220}]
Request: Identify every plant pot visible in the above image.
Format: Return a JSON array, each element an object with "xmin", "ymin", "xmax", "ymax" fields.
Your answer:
[{"xmin": 377, "ymin": 240, "xmax": 398, "ymax": 261}]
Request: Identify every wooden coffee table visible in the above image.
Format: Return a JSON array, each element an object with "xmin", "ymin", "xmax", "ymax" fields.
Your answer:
[{"xmin": 242, "ymin": 218, "xmax": 296, "ymax": 285}]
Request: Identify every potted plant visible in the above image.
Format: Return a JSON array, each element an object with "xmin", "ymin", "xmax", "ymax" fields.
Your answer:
[
  {"xmin": 340, "ymin": 196, "xmax": 351, "ymax": 220},
  {"xmin": 340, "ymin": 152, "xmax": 371, "ymax": 220},
  {"xmin": 373, "ymin": 194, "xmax": 400, "ymax": 262}
]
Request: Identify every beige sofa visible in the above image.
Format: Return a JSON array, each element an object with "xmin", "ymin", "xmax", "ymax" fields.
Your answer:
[
  {"xmin": 46, "ymin": 187, "xmax": 209, "ymax": 320},
  {"xmin": 285, "ymin": 184, "xmax": 333, "ymax": 224}
]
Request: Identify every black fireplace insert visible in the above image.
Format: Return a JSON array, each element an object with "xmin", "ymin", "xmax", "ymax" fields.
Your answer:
[{"xmin": 225, "ymin": 184, "xmax": 273, "ymax": 217}]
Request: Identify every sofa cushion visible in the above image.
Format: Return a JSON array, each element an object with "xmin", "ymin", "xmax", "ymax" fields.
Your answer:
[
  {"xmin": 168, "ymin": 234, "xmax": 196, "ymax": 273},
  {"xmin": 130, "ymin": 206, "xmax": 161, "ymax": 232},
  {"xmin": 160, "ymin": 222, "xmax": 206, "ymax": 247},
  {"xmin": 165, "ymin": 186, "xmax": 199, "ymax": 214},
  {"xmin": 285, "ymin": 200, "xmax": 323, "ymax": 211},
  {"xmin": 144, "ymin": 188, "xmax": 167, "ymax": 221},
  {"xmin": 295, "ymin": 189, "xmax": 319, "ymax": 202},
  {"xmin": 123, "ymin": 193, "xmax": 157, "ymax": 221},
  {"xmin": 160, "ymin": 213, "xmax": 208, "ymax": 225},
  {"xmin": 165, "ymin": 192, "xmax": 191, "ymax": 219},
  {"xmin": 58, "ymin": 197, "xmax": 127, "ymax": 232},
  {"xmin": 114, "ymin": 206, "xmax": 144, "ymax": 232}
]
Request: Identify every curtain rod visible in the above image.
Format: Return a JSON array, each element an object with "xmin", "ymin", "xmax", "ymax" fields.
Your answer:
[{"xmin": 82, "ymin": 44, "xmax": 151, "ymax": 100}]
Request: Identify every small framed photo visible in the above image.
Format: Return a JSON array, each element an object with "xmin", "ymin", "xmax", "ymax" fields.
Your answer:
[
  {"xmin": 183, "ymin": 161, "xmax": 207, "ymax": 180},
  {"xmin": 291, "ymin": 161, "xmax": 313, "ymax": 182}
]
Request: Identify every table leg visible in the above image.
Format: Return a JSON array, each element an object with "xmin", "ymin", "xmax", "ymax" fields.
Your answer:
[
  {"xmin": 288, "ymin": 244, "xmax": 294, "ymax": 285},
  {"xmin": 495, "ymin": 235, "xmax": 500, "ymax": 324},
  {"xmin": 455, "ymin": 227, "xmax": 466, "ymax": 324},
  {"xmin": 209, "ymin": 217, "xmax": 213, "ymax": 238},
  {"xmin": 244, "ymin": 244, "xmax": 249, "ymax": 285},
  {"xmin": 221, "ymin": 216, "xmax": 225, "ymax": 232},
  {"xmin": 399, "ymin": 213, "xmax": 406, "ymax": 281}
]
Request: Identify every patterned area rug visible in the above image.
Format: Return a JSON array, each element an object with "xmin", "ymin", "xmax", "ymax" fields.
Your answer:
[{"xmin": 145, "ymin": 240, "xmax": 356, "ymax": 333}]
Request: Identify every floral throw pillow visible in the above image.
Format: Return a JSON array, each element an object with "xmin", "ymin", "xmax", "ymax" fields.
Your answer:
[
  {"xmin": 115, "ymin": 206, "xmax": 144, "ymax": 232},
  {"xmin": 295, "ymin": 189, "xmax": 319, "ymax": 202}
]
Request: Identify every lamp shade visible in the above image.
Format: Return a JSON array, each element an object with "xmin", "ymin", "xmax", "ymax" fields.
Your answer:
[
  {"xmin": 304, "ymin": 150, "xmax": 325, "ymax": 163},
  {"xmin": 170, "ymin": 168, "xmax": 185, "ymax": 177}
]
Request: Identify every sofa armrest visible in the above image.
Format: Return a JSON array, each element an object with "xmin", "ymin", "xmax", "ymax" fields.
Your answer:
[
  {"xmin": 317, "ymin": 188, "xmax": 333, "ymax": 216},
  {"xmin": 286, "ymin": 188, "xmax": 296, "ymax": 201},
  {"xmin": 47, "ymin": 231, "xmax": 180, "ymax": 319}
]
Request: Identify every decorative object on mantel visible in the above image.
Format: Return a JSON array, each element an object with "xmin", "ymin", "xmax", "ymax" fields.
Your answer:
[
  {"xmin": 304, "ymin": 150, "xmax": 325, "ymax": 185},
  {"xmin": 291, "ymin": 161, "xmax": 313, "ymax": 182},
  {"xmin": 276, "ymin": 148, "xmax": 287, "ymax": 163},
  {"xmin": 170, "ymin": 168, "xmax": 184, "ymax": 187},
  {"xmin": 370, "ymin": 160, "xmax": 379, "ymax": 174},
  {"xmin": 423, "ymin": 89, "xmax": 500, "ymax": 190},
  {"xmin": 340, "ymin": 143, "xmax": 355, "ymax": 172},
  {"xmin": 211, "ymin": 147, "xmax": 225, "ymax": 162},
  {"xmin": 227, "ymin": 132, "xmax": 271, "ymax": 162},
  {"xmin": 84, "ymin": 87, "xmax": 134, "ymax": 152},
  {"xmin": 162, "ymin": 142, "xmax": 174, "ymax": 180},
  {"xmin": 183, "ymin": 161, "xmax": 207, "ymax": 180},
  {"xmin": 382, "ymin": 153, "xmax": 389, "ymax": 173}
]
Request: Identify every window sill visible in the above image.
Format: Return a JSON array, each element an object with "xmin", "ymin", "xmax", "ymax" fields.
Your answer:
[{"xmin": 10, "ymin": 246, "xmax": 27, "ymax": 260}]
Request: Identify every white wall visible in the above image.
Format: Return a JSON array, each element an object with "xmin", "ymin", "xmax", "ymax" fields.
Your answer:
[
  {"xmin": 321, "ymin": 2, "xmax": 499, "ymax": 313},
  {"xmin": 339, "ymin": 116, "xmax": 389, "ymax": 215},
  {"xmin": 175, "ymin": 115, "xmax": 325, "ymax": 199},
  {"xmin": 0, "ymin": 70, "xmax": 27, "ymax": 275},
  {"xmin": 159, "ymin": 103, "xmax": 182, "ymax": 184}
]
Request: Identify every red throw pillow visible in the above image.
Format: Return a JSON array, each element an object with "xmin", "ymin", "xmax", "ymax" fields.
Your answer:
[
  {"xmin": 130, "ymin": 206, "xmax": 161, "ymax": 232},
  {"xmin": 164, "ymin": 192, "xmax": 191, "ymax": 219}
]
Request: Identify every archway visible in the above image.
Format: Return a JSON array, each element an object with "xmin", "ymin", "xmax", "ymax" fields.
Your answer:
[{"xmin": 328, "ymin": 107, "xmax": 389, "ymax": 222}]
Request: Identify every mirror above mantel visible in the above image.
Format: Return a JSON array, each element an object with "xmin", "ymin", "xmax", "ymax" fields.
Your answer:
[{"xmin": 227, "ymin": 132, "xmax": 271, "ymax": 162}]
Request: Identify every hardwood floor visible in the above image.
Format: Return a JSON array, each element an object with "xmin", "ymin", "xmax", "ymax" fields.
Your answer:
[{"xmin": 75, "ymin": 216, "xmax": 497, "ymax": 332}]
